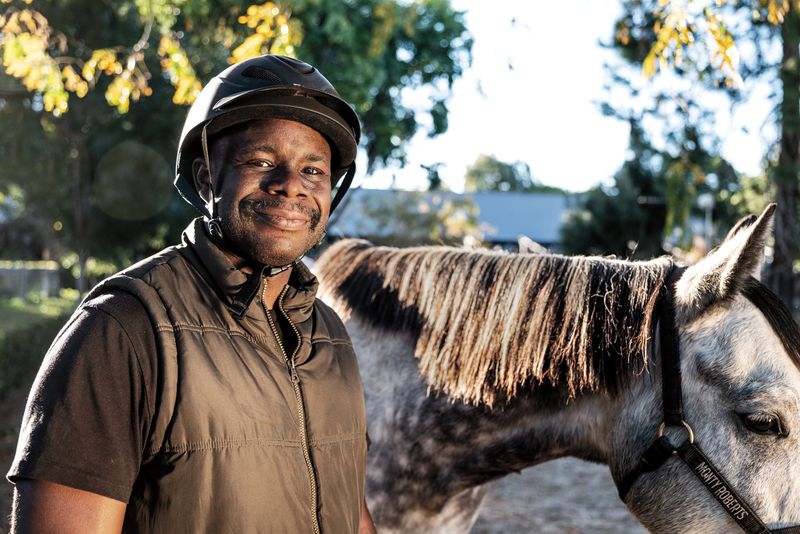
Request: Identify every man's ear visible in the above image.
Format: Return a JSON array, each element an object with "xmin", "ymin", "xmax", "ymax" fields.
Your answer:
[{"xmin": 192, "ymin": 157, "xmax": 212, "ymax": 204}]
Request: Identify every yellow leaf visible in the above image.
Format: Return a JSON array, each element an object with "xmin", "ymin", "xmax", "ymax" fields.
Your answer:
[
  {"xmin": 767, "ymin": 0, "xmax": 789, "ymax": 24},
  {"xmin": 61, "ymin": 65, "xmax": 88, "ymax": 97},
  {"xmin": 18, "ymin": 9, "xmax": 36, "ymax": 32},
  {"xmin": 231, "ymin": 33, "xmax": 265, "ymax": 63},
  {"xmin": 106, "ymin": 75, "xmax": 133, "ymax": 113},
  {"xmin": 4, "ymin": 11, "xmax": 21, "ymax": 33},
  {"xmin": 230, "ymin": 2, "xmax": 300, "ymax": 62},
  {"xmin": 643, "ymin": 50, "xmax": 657, "ymax": 78},
  {"xmin": 157, "ymin": 34, "xmax": 202, "ymax": 105}
]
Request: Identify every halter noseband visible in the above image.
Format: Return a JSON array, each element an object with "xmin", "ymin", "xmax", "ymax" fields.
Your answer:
[{"xmin": 618, "ymin": 267, "xmax": 800, "ymax": 534}]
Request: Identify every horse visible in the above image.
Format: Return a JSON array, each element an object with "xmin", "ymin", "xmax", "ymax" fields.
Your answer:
[{"xmin": 316, "ymin": 204, "xmax": 800, "ymax": 533}]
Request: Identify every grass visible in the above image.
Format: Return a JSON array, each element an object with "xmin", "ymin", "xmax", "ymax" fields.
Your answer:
[{"xmin": 0, "ymin": 289, "xmax": 80, "ymax": 398}]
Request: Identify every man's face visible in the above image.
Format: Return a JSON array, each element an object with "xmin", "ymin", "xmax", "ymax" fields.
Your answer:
[{"xmin": 196, "ymin": 118, "xmax": 333, "ymax": 268}]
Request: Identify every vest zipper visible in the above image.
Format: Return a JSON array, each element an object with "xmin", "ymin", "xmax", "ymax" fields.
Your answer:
[{"xmin": 262, "ymin": 279, "xmax": 321, "ymax": 534}]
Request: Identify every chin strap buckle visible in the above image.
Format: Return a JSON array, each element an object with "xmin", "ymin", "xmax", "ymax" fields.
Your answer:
[{"xmin": 207, "ymin": 218, "xmax": 224, "ymax": 241}]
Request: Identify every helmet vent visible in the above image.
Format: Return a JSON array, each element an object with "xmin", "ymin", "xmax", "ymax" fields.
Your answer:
[{"xmin": 241, "ymin": 66, "xmax": 284, "ymax": 84}]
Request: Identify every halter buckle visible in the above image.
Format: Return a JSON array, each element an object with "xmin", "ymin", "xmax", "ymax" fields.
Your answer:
[{"xmin": 657, "ymin": 420, "xmax": 695, "ymax": 445}]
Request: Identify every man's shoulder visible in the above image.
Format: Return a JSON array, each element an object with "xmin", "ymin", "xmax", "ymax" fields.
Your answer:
[
  {"xmin": 76, "ymin": 291, "xmax": 156, "ymax": 353},
  {"xmin": 92, "ymin": 243, "xmax": 198, "ymax": 295},
  {"xmin": 82, "ymin": 290, "xmax": 150, "ymax": 324},
  {"xmin": 118, "ymin": 244, "xmax": 188, "ymax": 281},
  {"xmin": 78, "ymin": 243, "xmax": 197, "ymax": 325}
]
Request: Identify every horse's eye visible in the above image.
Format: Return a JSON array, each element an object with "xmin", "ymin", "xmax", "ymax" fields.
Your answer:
[{"xmin": 738, "ymin": 412, "xmax": 787, "ymax": 437}]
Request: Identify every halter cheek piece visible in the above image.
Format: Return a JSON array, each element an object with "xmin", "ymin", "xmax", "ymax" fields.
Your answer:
[{"xmin": 618, "ymin": 267, "xmax": 800, "ymax": 534}]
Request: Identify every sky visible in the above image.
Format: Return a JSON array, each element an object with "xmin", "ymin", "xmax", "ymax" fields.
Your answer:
[{"xmin": 356, "ymin": 0, "xmax": 774, "ymax": 194}]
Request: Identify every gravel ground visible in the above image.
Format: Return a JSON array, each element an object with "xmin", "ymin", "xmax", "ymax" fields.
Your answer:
[
  {"xmin": 1, "ymin": 383, "xmax": 648, "ymax": 533},
  {"xmin": 472, "ymin": 458, "xmax": 648, "ymax": 533}
]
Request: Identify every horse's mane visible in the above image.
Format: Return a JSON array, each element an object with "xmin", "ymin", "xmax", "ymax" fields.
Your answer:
[
  {"xmin": 316, "ymin": 239, "xmax": 673, "ymax": 406},
  {"xmin": 742, "ymin": 279, "xmax": 800, "ymax": 372}
]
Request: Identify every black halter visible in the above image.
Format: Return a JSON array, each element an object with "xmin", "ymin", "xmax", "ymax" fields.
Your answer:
[{"xmin": 618, "ymin": 267, "xmax": 800, "ymax": 534}]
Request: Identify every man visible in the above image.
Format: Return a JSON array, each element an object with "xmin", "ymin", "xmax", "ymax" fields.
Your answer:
[{"xmin": 8, "ymin": 54, "xmax": 376, "ymax": 533}]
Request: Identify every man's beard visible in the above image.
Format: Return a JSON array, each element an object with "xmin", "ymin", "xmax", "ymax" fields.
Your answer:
[{"xmin": 220, "ymin": 197, "xmax": 325, "ymax": 268}]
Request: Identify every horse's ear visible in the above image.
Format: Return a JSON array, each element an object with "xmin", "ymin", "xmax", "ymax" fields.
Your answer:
[
  {"xmin": 723, "ymin": 213, "xmax": 758, "ymax": 242},
  {"xmin": 676, "ymin": 204, "xmax": 775, "ymax": 315}
]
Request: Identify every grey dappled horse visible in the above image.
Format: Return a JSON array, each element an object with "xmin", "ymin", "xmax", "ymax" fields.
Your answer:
[{"xmin": 317, "ymin": 205, "xmax": 800, "ymax": 533}]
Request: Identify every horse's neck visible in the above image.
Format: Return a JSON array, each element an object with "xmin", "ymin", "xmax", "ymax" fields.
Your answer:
[
  {"xmin": 504, "ymin": 390, "xmax": 618, "ymax": 464},
  {"xmin": 353, "ymin": 314, "xmax": 623, "ymax": 494}
]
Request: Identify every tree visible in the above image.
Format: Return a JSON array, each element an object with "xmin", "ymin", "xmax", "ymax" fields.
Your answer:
[
  {"xmin": 612, "ymin": 0, "xmax": 800, "ymax": 309},
  {"xmin": 561, "ymin": 121, "xmax": 745, "ymax": 259},
  {"xmin": 346, "ymin": 189, "xmax": 480, "ymax": 247},
  {"xmin": 1, "ymin": 0, "xmax": 471, "ymax": 169},
  {"xmin": 464, "ymin": 154, "xmax": 563, "ymax": 193},
  {"xmin": 560, "ymin": 123, "xmax": 667, "ymax": 259},
  {"xmin": 289, "ymin": 0, "xmax": 472, "ymax": 171},
  {"xmin": 0, "ymin": 0, "xmax": 200, "ymax": 290},
  {"xmin": 0, "ymin": 0, "xmax": 472, "ymax": 290}
]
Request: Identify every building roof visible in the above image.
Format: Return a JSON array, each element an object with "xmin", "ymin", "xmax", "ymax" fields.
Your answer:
[
  {"xmin": 329, "ymin": 188, "xmax": 572, "ymax": 246},
  {"xmin": 470, "ymin": 191, "xmax": 570, "ymax": 245}
]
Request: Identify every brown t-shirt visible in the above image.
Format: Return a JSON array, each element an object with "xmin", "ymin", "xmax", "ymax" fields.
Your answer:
[{"xmin": 9, "ymin": 290, "xmax": 156, "ymax": 502}]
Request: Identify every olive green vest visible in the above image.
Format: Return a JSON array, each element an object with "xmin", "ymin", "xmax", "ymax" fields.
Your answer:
[{"xmin": 87, "ymin": 219, "xmax": 367, "ymax": 533}]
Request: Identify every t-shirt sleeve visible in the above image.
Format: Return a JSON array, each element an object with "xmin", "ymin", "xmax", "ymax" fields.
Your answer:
[{"xmin": 7, "ymin": 291, "xmax": 157, "ymax": 503}]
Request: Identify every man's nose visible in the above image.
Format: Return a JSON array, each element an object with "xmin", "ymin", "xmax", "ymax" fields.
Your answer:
[{"xmin": 265, "ymin": 166, "xmax": 307, "ymax": 197}]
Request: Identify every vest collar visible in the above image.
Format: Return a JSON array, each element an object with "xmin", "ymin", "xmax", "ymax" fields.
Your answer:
[{"xmin": 181, "ymin": 218, "xmax": 318, "ymax": 323}]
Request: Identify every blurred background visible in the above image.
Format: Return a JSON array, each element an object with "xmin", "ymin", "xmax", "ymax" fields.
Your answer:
[{"xmin": 1, "ymin": 0, "xmax": 798, "ymax": 531}]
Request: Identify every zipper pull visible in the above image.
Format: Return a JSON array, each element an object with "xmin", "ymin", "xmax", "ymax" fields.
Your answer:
[{"xmin": 290, "ymin": 362, "xmax": 300, "ymax": 383}]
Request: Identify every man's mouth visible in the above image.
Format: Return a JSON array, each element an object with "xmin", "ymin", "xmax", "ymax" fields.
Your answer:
[{"xmin": 242, "ymin": 199, "xmax": 318, "ymax": 229}]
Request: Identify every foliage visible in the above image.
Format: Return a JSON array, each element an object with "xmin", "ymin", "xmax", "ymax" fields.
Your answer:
[
  {"xmin": 610, "ymin": 0, "xmax": 800, "ymax": 307},
  {"xmin": 0, "ymin": 0, "xmax": 471, "ymax": 168},
  {"xmin": 660, "ymin": 124, "xmax": 744, "ymax": 243},
  {"xmin": 0, "ymin": 0, "xmax": 299, "ymax": 113},
  {"xmin": 0, "ymin": 288, "xmax": 79, "ymax": 397},
  {"xmin": 230, "ymin": 2, "xmax": 301, "ymax": 64},
  {"xmin": 616, "ymin": 0, "xmax": 792, "ymax": 86},
  {"xmin": 638, "ymin": 0, "xmax": 740, "ymax": 86},
  {"xmin": 560, "ymin": 122, "xmax": 748, "ymax": 258},
  {"xmin": 464, "ymin": 154, "xmax": 565, "ymax": 194},
  {"xmin": 0, "ymin": 0, "xmax": 471, "ymax": 289},
  {"xmin": 290, "ymin": 0, "xmax": 472, "ymax": 170},
  {"xmin": 353, "ymin": 190, "xmax": 481, "ymax": 247},
  {"xmin": 729, "ymin": 172, "xmax": 772, "ymax": 216},
  {"xmin": 560, "ymin": 125, "xmax": 667, "ymax": 259}
]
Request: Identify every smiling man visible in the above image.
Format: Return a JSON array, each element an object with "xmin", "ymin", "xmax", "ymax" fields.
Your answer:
[{"xmin": 8, "ymin": 55, "xmax": 375, "ymax": 533}]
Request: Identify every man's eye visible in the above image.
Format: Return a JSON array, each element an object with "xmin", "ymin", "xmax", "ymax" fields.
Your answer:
[
  {"xmin": 304, "ymin": 167, "xmax": 326, "ymax": 176},
  {"xmin": 247, "ymin": 160, "xmax": 272, "ymax": 168}
]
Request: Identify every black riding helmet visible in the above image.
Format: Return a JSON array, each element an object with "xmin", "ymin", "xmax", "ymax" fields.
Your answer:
[
  {"xmin": 174, "ymin": 54, "xmax": 361, "ymax": 219},
  {"xmin": 174, "ymin": 56, "xmax": 360, "ymax": 313}
]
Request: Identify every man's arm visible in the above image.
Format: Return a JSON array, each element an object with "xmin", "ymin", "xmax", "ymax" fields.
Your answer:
[
  {"xmin": 7, "ymin": 293, "xmax": 156, "ymax": 532},
  {"xmin": 11, "ymin": 479, "xmax": 126, "ymax": 534},
  {"xmin": 359, "ymin": 497, "xmax": 377, "ymax": 534}
]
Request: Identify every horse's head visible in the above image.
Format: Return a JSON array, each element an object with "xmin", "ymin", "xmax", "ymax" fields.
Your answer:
[{"xmin": 612, "ymin": 204, "xmax": 800, "ymax": 532}]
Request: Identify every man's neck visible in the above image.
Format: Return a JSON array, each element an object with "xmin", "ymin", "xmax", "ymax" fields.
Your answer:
[
  {"xmin": 219, "ymin": 247, "xmax": 294, "ymax": 310},
  {"xmin": 262, "ymin": 268, "xmax": 292, "ymax": 310}
]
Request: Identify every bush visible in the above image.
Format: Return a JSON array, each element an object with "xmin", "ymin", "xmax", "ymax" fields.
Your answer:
[{"xmin": 0, "ymin": 290, "xmax": 79, "ymax": 398}]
